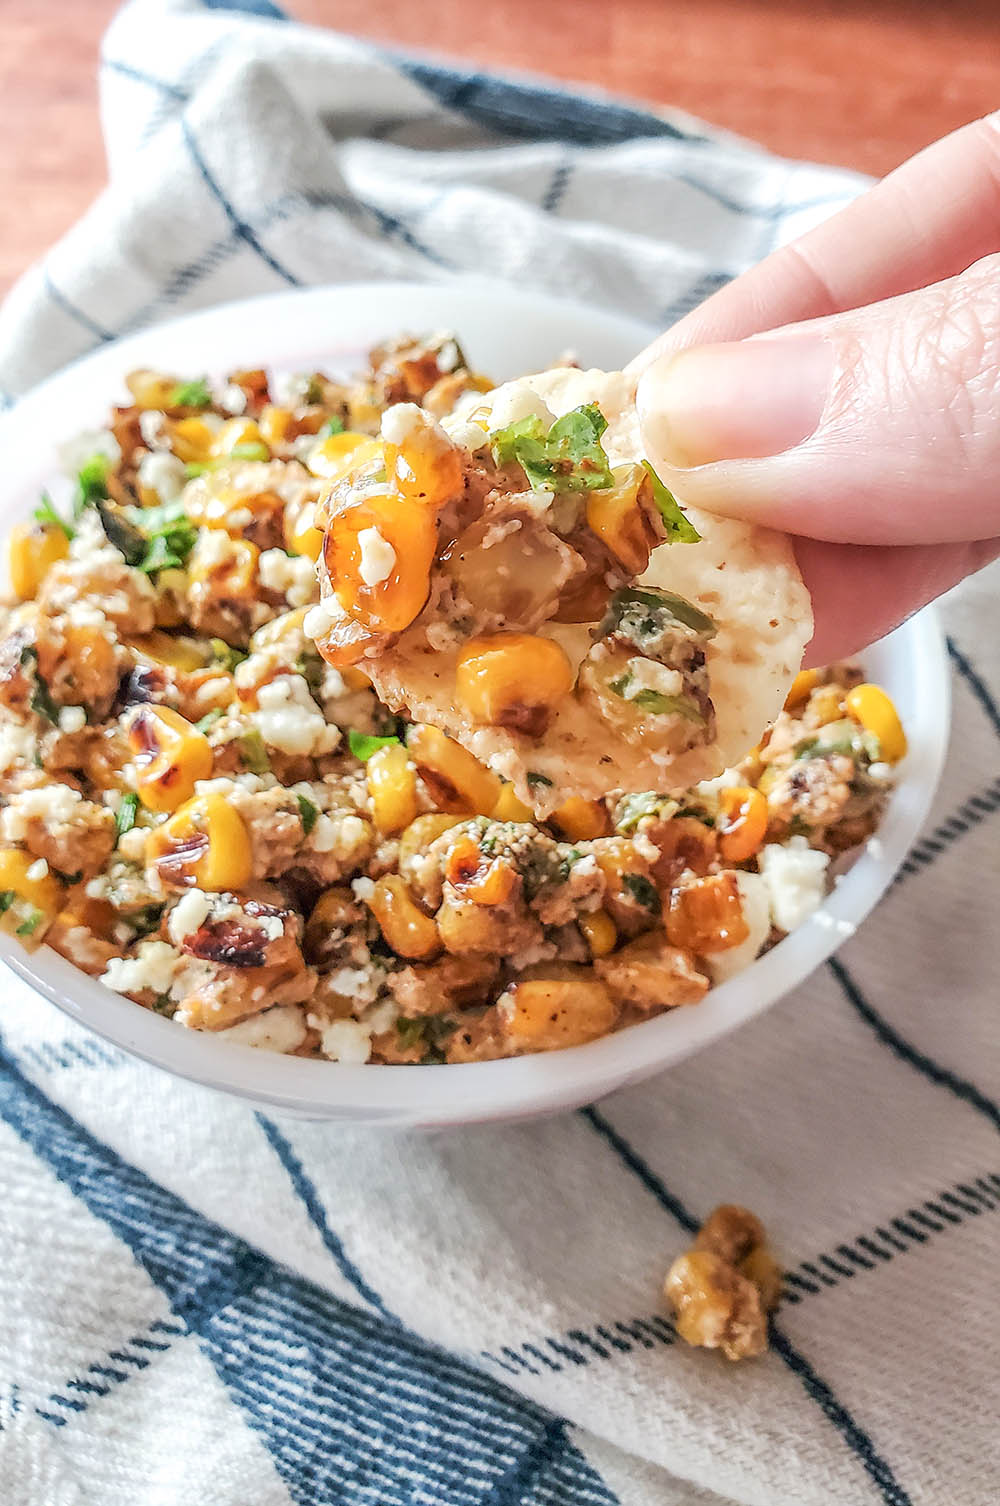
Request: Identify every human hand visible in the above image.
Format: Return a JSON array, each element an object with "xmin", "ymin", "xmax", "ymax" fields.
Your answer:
[{"xmin": 630, "ymin": 114, "xmax": 1000, "ymax": 666}]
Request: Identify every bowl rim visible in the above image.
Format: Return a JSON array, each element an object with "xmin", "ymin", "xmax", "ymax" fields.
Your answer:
[{"xmin": 0, "ymin": 281, "xmax": 951, "ymax": 1125}]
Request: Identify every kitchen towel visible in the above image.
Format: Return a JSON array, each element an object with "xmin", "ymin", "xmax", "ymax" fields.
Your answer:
[{"xmin": 1, "ymin": 3, "xmax": 997, "ymax": 1504}]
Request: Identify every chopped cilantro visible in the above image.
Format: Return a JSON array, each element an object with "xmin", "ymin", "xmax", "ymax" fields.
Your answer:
[
  {"xmin": 195, "ymin": 708, "xmax": 224, "ymax": 733},
  {"xmin": 15, "ymin": 906, "xmax": 45, "ymax": 938},
  {"xmin": 615, "ymin": 791, "xmax": 667, "ymax": 834},
  {"xmin": 128, "ymin": 904, "xmax": 164, "ymax": 937},
  {"xmin": 211, "ymin": 639, "xmax": 248, "ymax": 673},
  {"xmin": 294, "ymin": 650, "xmax": 325, "ymax": 695},
  {"xmin": 239, "ymin": 730, "xmax": 271, "ymax": 775},
  {"xmin": 348, "ymin": 730, "xmax": 401, "ymax": 762},
  {"xmin": 296, "ymin": 793, "xmax": 319, "ymax": 835},
  {"xmin": 228, "ymin": 441, "xmax": 271, "ymax": 463},
  {"xmin": 75, "ymin": 454, "xmax": 110, "ymax": 517},
  {"xmin": 151, "ymin": 994, "xmax": 177, "ymax": 1017},
  {"xmin": 184, "ymin": 462, "xmax": 211, "ymax": 479},
  {"xmin": 491, "ymin": 403, "xmax": 614, "ymax": 492},
  {"xmin": 641, "ymin": 461, "xmax": 701, "ymax": 544},
  {"xmin": 395, "ymin": 1015, "xmax": 425, "ymax": 1050},
  {"xmin": 133, "ymin": 499, "xmax": 197, "ymax": 574},
  {"xmin": 598, "ymin": 586, "xmax": 717, "ymax": 646},
  {"xmin": 304, "ymin": 375, "xmax": 325, "ymax": 405},
  {"xmin": 320, "ymin": 415, "xmax": 345, "ymax": 437},
  {"xmin": 115, "ymin": 792, "xmax": 140, "ymax": 843},
  {"xmin": 622, "ymin": 872, "xmax": 662, "ymax": 914},
  {"xmin": 0, "ymin": 891, "xmax": 15, "ymax": 914},
  {"xmin": 33, "ymin": 491, "xmax": 75, "ymax": 540},
  {"xmin": 29, "ymin": 671, "xmax": 59, "ymax": 726},
  {"xmin": 526, "ymin": 772, "xmax": 553, "ymax": 788},
  {"xmin": 608, "ymin": 674, "xmax": 706, "ymax": 724},
  {"xmin": 169, "ymin": 378, "xmax": 212, "ymax": 409}
]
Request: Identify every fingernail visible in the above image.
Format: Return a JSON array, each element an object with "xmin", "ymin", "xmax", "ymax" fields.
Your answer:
[{"xmin": 637, "ymin": 335, "xmax": 834, "ymax": 469}]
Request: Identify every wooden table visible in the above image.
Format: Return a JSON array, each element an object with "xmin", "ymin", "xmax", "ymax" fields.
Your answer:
[{"xmin": 3, "ymin": 0, "xmax": 999, "ymax": 296}]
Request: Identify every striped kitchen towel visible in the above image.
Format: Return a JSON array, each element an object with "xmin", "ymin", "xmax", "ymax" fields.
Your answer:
[{"xmin": 1, "ymin": 2, "xmax": 998, "ymax": 1504}]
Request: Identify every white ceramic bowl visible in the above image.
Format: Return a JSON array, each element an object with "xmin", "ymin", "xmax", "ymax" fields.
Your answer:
[{"xmin": 0, "ymin": 281, "xmax": 949, "ymax": 1126}]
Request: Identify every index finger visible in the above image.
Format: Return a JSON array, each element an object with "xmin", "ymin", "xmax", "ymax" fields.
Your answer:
[{"xmin": 628, "ymin": 111, "xmax": 1000, "ymax": 373}]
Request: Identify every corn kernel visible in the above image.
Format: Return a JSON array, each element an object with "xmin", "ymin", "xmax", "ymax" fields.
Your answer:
[
  {"xmin": 455, "ymin": 633, "xmax": 574, "ymax": 738},
  {"xmin": 845, "ymin": 683, "xmax": 907, "ymax": 763},
  {"xmin": 385, "ymin": 424, "xmax": 462, "ymax": 509},
  {"xmin": 0, "ymin": 847, "xmax": 65, "ymax": 948},
  {"xmin": 125, "ymin": 631, "xmax": 209, "ymax": 673},
  {"xmin": 259, "ymin": 405, "xmax": 294, "ymax": 448},
  {"xmin": 367, "ymin": 743, "xmax": 418, "ymax": 835},
  {"xmin": 551, "ymin": 796, "xmax": 610, "ymax": 842},
  {"xmin": 324, "ymin": 490, "xmax": 436, "ymax": 634},
  {"xmin": 128, "ymin": 706, "xmax": 214, "ymax": 813},
  {"xmin": 8, "ymin": 523, "xmax": 70, "ymax": 601},
  {"xmin": 126, "ymin": 369, "xmax": 179, "ymax": 410},
  {"xmin": 444, "ymin": 834, "xmax": 516, "ymax": 906},
  {"xmin": 499, "ymin": 969, "xmax": 618, "ymax": 1052},
  {"xmin": 397, "ymin": 813, "xmax": 465, "ymax": 881},
  {"xmin": 283, "ymin": 495, "xmax": 324, "ymax": 562},
  {"xmin": 784, "ymin": 668, "xmax": 820, "ymax": 711},
  {"xmin": 169, "ymin": 416, "xmax": 216, "ymax": 464},
  {"xmin": 804, "ymin": 683, "xmax": 845, "ymax": 729},
  {"xmin": 146, "ymin": 792, "xmax": 253, "ymax": 891},
  {"xmin": 211, "ymin": 417, "xmax": 267, "ymax": 458},
  {"xmin": 580, "ymin": 909, "xmax": 617, "ymax": 958},
  {"xmin": 189, "ymin": 534, "xmax": 259, "ymax": 598},
  {"xmin": 586, "ymin": 463, "xmax": 659, "ymax": 574},
  {"xmin": 369, "ymin": 874, "xmax": 440, "ymax": 959},
  {"xmin": 491, "ymin": 783, "xmax": 533, "ymax": 823},
  {"xmin": 406, "ymin": 724, "xmax": 501, "ymax": 815},
  {"xmin": 716, "ymin": 786, "xmax": 768, "ymax": 864},
  {"xmin": 666, "ymin": 872, "xmax": 749, "ymax": 953},
  {"xmin": 307, "ymin": 433, "xmax": 380, "ymax": 480},
  {"xmin": 341, "ymin": 666, "xmax": 371, "ymax": 691}
]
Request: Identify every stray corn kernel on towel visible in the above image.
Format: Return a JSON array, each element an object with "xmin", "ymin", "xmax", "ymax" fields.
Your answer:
[{"xmin": 1, "ymin": 2, "xmax": 999, "ymax": 1503}]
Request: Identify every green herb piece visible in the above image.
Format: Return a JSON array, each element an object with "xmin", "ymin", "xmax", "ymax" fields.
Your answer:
[
  {"xmin": 151, "ymin": 994, "xmax": 177, "ymax": 1017},
  {"xmin": 210, "ymin": 639, "xmax": 248, "ymax": 673},
  {"xmin": 608, "ymin": 674, "xmax": 705, "ymax": 724},
  {"xmin": 296, "ymin": 793, "xmax": 319, "ymax": 835},
  {"xmin": 15, "ymin": 906, "xmax": 45, "ymax": 938},
  {"xmin": 75, "ymin": 454, "xmax": 111, "ymax": 517},
  {"xmin": 615, "ymin": 791, "xmax": 667, "ymax": 834},
  {"xmin": 53, "ymin": 868, "xmax": 82, "ymax": 886},
  {"xmin": 128, "ymin": 904, "xmax": 165, "ymax": 937},
  {"xmin": 348, "ymin": 730, "xmax": 401, "ymax": 762},
  {"xmin": 526, "ymin": 772, "xmax": 553, "ymax": 789},
  {"xmin": 133, "ymin": 499, "xmax": 198, "ymax": 575},
  {"xmin": 640, "ymin": 461, "xmax": 701, "ymax": 543},
  {"xmin": 33, "ymin": 491, "xmax": 75, "ymax": 539},
  {"xmin": 195, "ymin": 708, "xmax": 225, "ymax": 733},
  {"xmin": 491, "ymin": 402, "xmax": 614, "ymax": 493},
  {"xmin": 228, "ymin": 442, "xmax": 271, "ymax": 463},
  {"xmin": 0, "ymin": 891, "xmax": 15, "ymax": 914},
  {"xmin": 185, "ymin": 462, "xmax": 211, "ymax": 479},
  {"xmin": 304, "ymin": 375, "xmax": 325, "ymax": 405},
  {"xmin": 598, "ymin": 586, "xmax": 717, "ymax": 644},
  {"xmin": 294, "ymin": 651, "xmax": 325, "ymax": 696},
  {"xmin": 29, "ymin": 672, "xmax": 59, "ymax": 726},
  {"xmin": 239, "ymin": 730, "xmax": 271, "ymax": 775},
  {"xmin": 115, "ymin": 792, "xmax": 140, "ymax": 843},
  {"xmin": 622, "ymin": 872, "xmax": 662, "ymax": 914},
  {"xmin": 95, "ymin": 499, "xmax": 147, "ymax": 565},
  {"xmin": 169, "ymin": 378, "xmax": 212, "ymax": 409},
  {"xmin": 395, "ymin": 1015, "xmax": 425, "ymax": 1050},
  {"xmin": 320, "ymin": 415, "xmax": 345, "ymax": 437}
]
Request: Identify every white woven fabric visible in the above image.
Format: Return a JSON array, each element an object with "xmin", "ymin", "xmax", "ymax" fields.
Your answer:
[{"xmin": 1, "ymin": 3, "xmax": 998, "ymax": 1504}]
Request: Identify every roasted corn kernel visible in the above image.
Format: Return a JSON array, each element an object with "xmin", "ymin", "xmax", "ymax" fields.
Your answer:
[
  {"xmin": 455, "ymin": 633, "xmax": 574, "ymax": 738},
  {"xmin": 666, "ymin": 872, "xmax": 749, "ymax": 953},
  {"xmin": 384, "ymin": 422, "xmax": 462, "ymax": 509},
  {"xmin": 406, "ymin": 724, "xmax": 501, "ymax": 814},
  {"xmin": 9, "ymin": 523, "xmax": 70, "ymax": 600},
  {"xmin": 126, "ymin": 369, "xmax": 180, "ymax": 410},
  {"xmin": 169, "ymin": 416, "xmax": 216, "ymax": 464},
  {"xmin": 259, "ymin": 405, "xmax": 294, "ymax": 448},
  {"xmin": 125, "ymin": 631, "xmax": 209, "ymax": 673},
  {"xmin": 146, "ymin": 792, "xmax": 253, "ymax": 891},
  {"xmin": 367, "ymin": 742, "xmax": 418, "ymax": 835},
  {"xmin": 845, "ymin": 683, "xmax": 907, "ymax": 763},
  {"xmin": 0, "ymin": 847, "xmax": 65, "ymax": 948},
  {"xmin": 491, "ymin": 782, "xmax": 533, "ymax": 823},
  {"xmin": 369, "ymin": 874, "xmax": 441, "ymax": 959},
  {"xmin": 283, "ymin": 496, "xmax": 323, "ymax": 562},
  {"xmin": 445, "ymin": 834, "xmax": 516, "ymax": 907},
  {"xmin": 784, "ymin": 668, "xmax": 820, "ymax": 711},
  {"xmin": 128, "ymin": 706, "xmax": 214, "ymax": 813},
  {"xmin": 211, "ymin": 417, "xmax": 267, "ymax": 458},
  {"xmin": 397, "ymin": 813, "xmax": 466, "ymax": 881},
  {"xmin": 586, "ymin": 463, "xmax": 659, "ymax": 574},
  {"xmin": 498, "ymin": 967, "xmax": 618, "ymax": 1052},
  {"xmin": 324, "ymin": 490, "xmax": 436, "ymax": 634},
  {"xmin": 303, "ymin": 884, "xmax": 358, "ymax": 965},
  {"xmin": 580, "ymin": 908, "xmax": 617, "ymax": 958},
  {"xmin": 307, "ymin": 432, "xmax": 380, "ymax": 481},
  {"xmin": 716, "ymin": 786, "xmax": 768, "ymax": 864},
  {"xmin": 551, "ymin": 796, "xmax": 610, "ymax": 842},
  {"xmin": 189, "ymin": 533, "xmax": 259, "ymax": 598}
]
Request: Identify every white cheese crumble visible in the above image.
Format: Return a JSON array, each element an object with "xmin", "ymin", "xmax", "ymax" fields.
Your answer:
[
  {"xmin": 303, "ymin": 596, "xmax": 344, "ymax": 641},
  {"xmin": 258, "ymin": 548, "xmax": 318, "ymax": 607},
  {"xmin": 139, "ymin": 411, "xmax": 170, "ymax": 451},
  {"xmin": 356, "ymin": 527, "xmax": 396, "ymax": 588},
  {"xmin": 705, "ymin": 871, "xmax": 771, "ymax": 984},
  {"xmin": 57, "ymin": 428, "xmax": 121, "ymax": 476},
  {"xmin": 137, "ymin": 450, "xmax": 186, "ymax": 503},
  {"xmin": 191, "ymin": 528, "xmax": 233, "ymax": 572},
  {"xmin": 380, "ymin": 402, "xmax": 426, "ymax": 446},
  {"xmin": 312, "ymin": 1018, "xmax": 372, "ymax": 1064},
  {"xmin": 440, "ymin": 413, "xmax": 489, "ymax": 451},
  {"xmin": 621, "ymin": 658, "xmax": 684, "ymax": 702},
  {"xmin": 1, "ymin": 784, "xmax": 83, "ymax": 842},
  {"xmin": 220, "ymin": 1005, "xmax": 307, "ymax": 1053},
  {"xmin": 252, "ymin": 675, "xmax": 340, "ymax": 758},
  {"xmin": 759, "ymin": 836, "xmax": 830, "ymax": 933},
  {"xmin": 351, "ymin": 876, "xmax": 376, "ymax": 902},
  {"xmin": 167, "ymin": 888, "xmax": 213, "ymax": 945},
  {"xmin": 0, "ymin": 721, "xmax": 37, "ymax": 773},
  {"xmin": 117, "ymin": 827, "xmax": 148, "ymax": 863},
  {"xmin": 26, "ymin": 859, "xmax": 49, "ymax": 882},
  {"xmin": 488, "ymin": 384, "xmax": 555, "ymax": 431},
  {"xmin": 695, "ymin": 768, "xmax": 743, "ymax": 799},
  {"xmin": 218, "ymin": 382, "xmax": 248, "ymax": 415},
  {"xmin": 58, "ymin": 706, "xmax": 87, "ymax": 734},
  {"xmin": 272, "ymin": 371, "xmax": 314, "ymax": 407},
  {"xmin": 102, "ymin": 940, "xmax": 181, "ymax": 998}
]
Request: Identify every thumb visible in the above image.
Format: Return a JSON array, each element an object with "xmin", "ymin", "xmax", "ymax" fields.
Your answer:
[{"xmin": 636, "ymin": 252, "xmax": 1000, "ymax": 545}]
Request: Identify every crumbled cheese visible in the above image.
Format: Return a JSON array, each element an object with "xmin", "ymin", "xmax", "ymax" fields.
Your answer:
[
  {"xmin": 0, "ymin": 721, "xmax": 37, "ymax": 773},
  {"xmin": 310, "ymin": 813, "xmax": 339, "ymax": 853},
  {"xmin": 258, "ymin": 548, "xmax": 318, "ymax": 607},
  {"xmin": 1, "ymin": 784, "xmax": 83, "ymax": 842},
  {"xmin": 440, "ymin": 414, "xmax": 489, "ymax": 451},
  {"xmin": 866, "ymin": 836, "xmax": 884, "ymax": 859},
  {"xmin": 57, "ymin": 427, "xmax": 121, "ymax": 476},
  {"xmin": 167, "ymin": 889, "xmax": 213, "ymax": 945},
  {"xmin": 488, "ymin": 384, "xmax": 555, "ymax": 431},
  {"xmin": 272, "ymin": 372, "xmax": 314, "ymax": 407},
  {"xmin": 137, "ymin": 450, "xmax": 186, "ymax": 503},
  {"xmin": 26, "ymin": 859, "xmax": 49, "ymax": 882},
  {"xmin": 117, "ymin": 827, "xmax": 148, "ymax": 863},
  {"xmin": 364, "ymin": 999, "xmax": 398, "ymax": 1035},
  {"xmin": 192, "ymin": 528, "xmax": 233, "ymax": 571},
  {"xmin": 220, "ymin": 1005, "xmax": 308, "ymax": 1053},
  {"xmin": 351, "ymin": 876, "xmax": 376, "ymax": 902},
  {"xmin": 314, "ymin": 1018, "xmax": 372, "ymax": 1064},
  {"xmin": 705, "ymin": 871, "xmax": 770, "ymax": 984},
  {"xmin": 327, "ymin": 964, "xmax": 382, "ymax": 1005},
  {"xmin": 356, "ymin": 527, "xmax": 397, "ymax": 588},
  {"xmin": 258, "ymin": 914, "xmax": 284, "ymax": 941},
  {"xmin": 102, "ymin": 940, "xmax": 181, "ymax": 997},
  {"xmin": 139, "ymin": 411, "xmax": 170, "ymax": 451},
  {"xmin": 303, "ymin": 596, "xmax": 344, "ymax": 641},
  {"xmin": 252, "ymin": 675, "xmax": 340, "ymax": 758},
  {"xmin": 58, "ymin": 706, "xmax": 87, "ymax": 734},
  {"xmin": 218, "ymin": 382, "xmax": 248, "ymax": 415},
  {"xmin": 621, "ymin": 658, "xmax": 684, "ymax": 702},
  {"xmin": 380, "ymin": 402, "xmax": 426, "ymax": 446},
  {"xmin": 695, "ymin": 768, "xmax": 743, "ymax": 799},
  {"xmin": 867, "ymin": 762, "xmax": 893, "ymax": 785},
  {"xmin": 759, "ymin": 836, "xmax": 830, "ymax": 933}
]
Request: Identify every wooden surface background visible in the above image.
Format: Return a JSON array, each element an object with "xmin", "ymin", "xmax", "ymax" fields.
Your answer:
[{"xmin": 2, "ymin": 0, "xmax": 999, "ymax": 296}]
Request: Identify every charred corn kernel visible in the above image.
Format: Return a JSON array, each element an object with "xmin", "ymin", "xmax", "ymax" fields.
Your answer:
[
  {"xmin": 444, "ymin": 835, "xmax": 516, "ymax": 907},
  {"xmin": 369, "ymin": 874, "xmax": 441, "ymax": 959},
  {"xmin": 283, "ymin": 496, "xmax": 323, "ymax": 562},
  {"xmin": 499, "ymin": 969, "xmax": 618, "ymax": 1051},
  {"xmin": 126, "ymin": 631, "xmax": 209, "ymax": 673},
  {"xmin": 8, "ymin": 523, "xmax": 70, "ymax": 600},
  {"xmin": 580, "ymin": 909, "xmax": 617, "ymax": 958},
  {"xmin": 146, "ymin": 792, "xmax": 253, "ymax": 891},
  {"xmin": 325, "ymin": 490, "xmax": 436, "ymax": 634},
  {"xmin": 666, "ymin": 872, "xmax": 749, "ymax": 953},
  {"xmin": 126, "ymin": 369, "xmax": 180, "ymax": 410},
  {"xmin": 0, "ymin": 847, "xmax": 65, "ymax": 948},
  {"xmin": 804, "ymin": 683, "xmax": 844, "ymax": 729},
  {"xmin": 169, "ymin": 416, "xmax": 216, "ymax": 464},
  {"xmin": 397, "ymin": 813, "xmax": 465, "ymax": 878},
  {"xmin": 303, "ymin": 885, "xmax": 358, "ymax": 964},
  {"xmin": 586, "ymin": 463, "xmax": 659, "ymax": 574},
  {"xmin": 341, "ymin": 665, "xmax": 371, "ymax": 691},
  {"xmin": 249, "ymin": 606, "xmax": 309, "ymax": 651},
  {"xmin": 455, "ymin": 633, "xmax": 574, "ymax": 738},
  {"xmin": 385, "ymin": 425, "xmax": 462, "ymax": 509},
  {"xmin": 784, "ymin": 668, "xmax": 820, "ymax": 710},
  {"xmin": 491, "ymin": 782, "xmax": 533, "ymax": 823},
  {"xmin": 189, "ymin": 534, "xmax": 259, "ymax": 598},
  {"xmin": 367, "ymin": 743, "xmax": 418, "ymax": 835},
  {"xmin": 128, "ymin": 705, "xmax": 213, "ymax": 813},
  {"xmin": 259, "ymin": 405, "xmax": 294, "ymax": 448},
  {"xmin": 406, "ymin": 724, "xmax": 501, "ymax": 815},
  {"xmin": 717, "ymin": 786, "xmax": 768, "ymax": 864},
  {"xmin": 307, "ymin": 432, "xmax": 380, "ymax": 481},
  {"xmin": 551, "ymin": 796, "xmax": 610, "ymax": 842},
  {"xmin": 845, "ymin": 683, "xmax": 907, "ymax": 762},
  {"xmin": 211, "ymin": 416, "xmax": 267, "ymax": 458}
]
